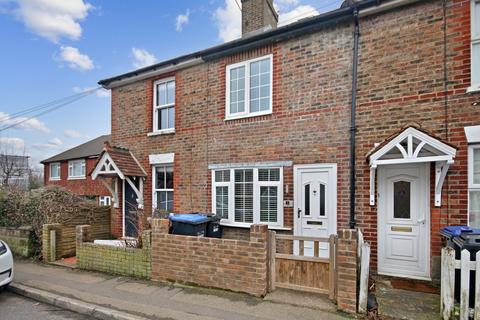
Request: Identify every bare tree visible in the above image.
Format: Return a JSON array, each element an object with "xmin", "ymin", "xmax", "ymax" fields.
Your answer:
[{"xmin": 0, "ymin": 142, "xmax": 30, "ymax": 188}]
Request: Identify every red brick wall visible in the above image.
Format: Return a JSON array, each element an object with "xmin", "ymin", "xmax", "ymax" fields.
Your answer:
[
  {"xmin": 151, "ymin": 219, "xmax": 269, "ymax": 296},
  {"xmin": 336, "ymin": 229, "xmax": 358, "ymax": 314},
  {"xmin": 43, "ymin": 157, "xmax": 110, "ymax": 198},
  {"xmin": 355, "ymin": 0, "xmax": 479, "ymax": 275},
  {"xmin": 109, "ymin": 0, "xmax": 480, "ymax": 278}
]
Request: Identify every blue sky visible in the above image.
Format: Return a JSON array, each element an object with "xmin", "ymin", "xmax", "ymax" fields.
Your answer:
[{"xmin": 0, "ymin": 0, "xmax": 342, "ymax": 169}]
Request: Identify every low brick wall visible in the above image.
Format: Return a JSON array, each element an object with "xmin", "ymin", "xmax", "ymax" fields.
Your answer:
[
  {"xmin": 76, "ymin": 225, "xmax": 151, "ymax": 278},
  {"xmin": 0, "ymin": 226, "xmax": 34, "ymax": 257},
  {"xmin": 336, "ymin": 229, "xmax": 358, "ymax": 314},
  {"xmin": 151, "ymin": 219, "xmax": 269, "ymax": 297}
]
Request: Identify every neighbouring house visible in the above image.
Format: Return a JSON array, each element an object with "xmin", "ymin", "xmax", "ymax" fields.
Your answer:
[
  {"xmin": 0, "ymin": 154, "xmax": 30, "ymax": 188},
  {"xmin": 41, "ymin": 135, "xmax": 112, "ymax": 206},
  {"xmin": 93, "ymin": 0, "xmax": 480, "ymax": 284}
]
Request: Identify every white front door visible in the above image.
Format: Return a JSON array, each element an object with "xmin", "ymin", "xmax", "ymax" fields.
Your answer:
[
  {"xmin": 294, "ymin": 164, "xmax": 337, "ymax": 258},
  {"xmin": 377, "ymin": 163, "xmax": 430, "ymax": 280}
]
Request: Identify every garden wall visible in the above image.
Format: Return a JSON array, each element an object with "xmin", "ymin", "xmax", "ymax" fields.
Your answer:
[
  {"xmin": 76, "ymin": 225, "xmax": 151, "ymax": 278},
  {"xmin": 151, "ymin": 219, "xmax": 269, "ymax": 296},
  {"xmin": 0, "ymin": 226, "xmax": 34, "ymax": 257}
]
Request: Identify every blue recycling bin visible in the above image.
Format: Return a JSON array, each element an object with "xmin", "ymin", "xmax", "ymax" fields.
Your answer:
[{"xmin": 169, "ymin": 214, "xmax": 210, "ymax": 237}]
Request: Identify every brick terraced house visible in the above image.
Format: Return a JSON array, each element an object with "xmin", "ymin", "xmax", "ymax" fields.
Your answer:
[
  {"xmin": 42, "ymin": 135, "xmax": 112, "ymax": 205},
  {"xmin": 93, "ymin": 0, "xmax": 480, "ymax": 281}
]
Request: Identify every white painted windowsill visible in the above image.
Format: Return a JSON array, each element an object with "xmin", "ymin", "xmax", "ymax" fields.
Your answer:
[
  {"xmin": 224, "ymin": 110, "xmax": 272, "ymax": 121},
  {"xmin": 147, "ymin": 129, "xmax": 175, "ymax": 137},
  {"xmin": 49, "ymin": 178, "xmax": 61, "ymax": 181},
  {"xmin": 467, "ymin": 86, "xmax": 480, "ymax": 94},
  {"xmin": 220, "ymin": 221, "xmax": 292, "ymax": 231},
  {"xmin": 67, "ymin": 176, "xmax": 86, "ymax": 180}
]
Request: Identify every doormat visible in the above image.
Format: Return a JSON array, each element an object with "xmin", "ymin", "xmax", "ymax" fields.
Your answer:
[{"xmin": 390, "ymin": 278, "xmax": 439, "ymax": 294}]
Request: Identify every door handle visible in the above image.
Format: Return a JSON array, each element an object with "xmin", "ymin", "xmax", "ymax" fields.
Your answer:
[{"xmin": 297, "ymin": 208, "xmax": 301, "ymax": 218}]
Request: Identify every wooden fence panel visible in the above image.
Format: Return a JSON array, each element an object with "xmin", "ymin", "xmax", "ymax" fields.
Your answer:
[
  {"xmin": 441, "ymin": 247, "xmax": 455, "ymax": 320},
  {"xmin": 461, "ymin": 249, "xmax": 470, "ymax": 320}
]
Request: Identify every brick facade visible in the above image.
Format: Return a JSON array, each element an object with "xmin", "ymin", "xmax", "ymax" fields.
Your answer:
[
  {"xmin": 44, "ymin": 157, "xmax": 110, "ymax": 200},
  {"xmin": 151, "ymin": 219, "xmax": 269, "ymax": 296},
  {"xmin": 106, "ymin": 0, "xmax": 480, "ymax": 280}
]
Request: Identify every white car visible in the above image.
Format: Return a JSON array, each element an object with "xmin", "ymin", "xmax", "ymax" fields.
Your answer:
[{"xmin": 0, "ymin": 240, "xmax": 13, "ymax": 289}]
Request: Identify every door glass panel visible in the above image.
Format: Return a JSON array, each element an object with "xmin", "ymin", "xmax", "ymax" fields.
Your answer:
[
  {"xmin": 304, "ymin": 184, "xmax": 310, "ymax": 216},
  {"xmin": 319, "ymin": 184, "xmax": 326, "ymax": 217},
  {"xmin": 394, "ymin": 181, "xmax": 411, "ymax": 219}
]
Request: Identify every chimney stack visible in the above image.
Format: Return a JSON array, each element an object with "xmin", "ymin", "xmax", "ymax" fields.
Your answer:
[{"xmin": 241, "ymin": 0, "xmax": 278, "ymax": 37}]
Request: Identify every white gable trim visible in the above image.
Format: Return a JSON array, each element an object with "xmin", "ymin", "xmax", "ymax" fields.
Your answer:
[
  {"xmin": 369, "ymin": 127, "xmax": 456, "ymax": 207},
  {"xmin": 149, "ymin": 153, "xmax": 174, "ymax": 165},
  {"xmin": 91, "ymin": 152, "xmax": 125, "ymax": 180}
]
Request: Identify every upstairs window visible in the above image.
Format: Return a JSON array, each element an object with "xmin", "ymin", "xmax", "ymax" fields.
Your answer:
[
  {"xmin": 49, "ymin": 162, "xmax": 60, "ymax": 180},
  {"xmin": 68, "ymin": 159, "xmax": 85, "ymax": 179},
  {"xmin": 471, "ymin": 0, "xmax": 480, "ymax": 91},
  {"xmin": 153, "ymin": 78, "xmax": 175, "ymax": 132},
  {"xmin": 226, "ymin": 55, "xmax": 273, "ymax": 119}
]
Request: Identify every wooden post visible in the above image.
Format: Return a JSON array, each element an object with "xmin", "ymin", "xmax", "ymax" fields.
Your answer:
[
  {"xmin": 329, "ymin": 234, "xmax": 336, "ymax": 300},
  {"xmin": 358, "ymin": 242, "xmax": 371, "ymax": 314},
  {"xmin": 461, "ymin": 249, "xmax": 471, "ymax": 320},
  {"xmin": 314, "ymin": 241, "xmax": 319, "ymax": 258},
  {"xmin": 267, "ymin": 231, "xmax": 276, "ymax": 292},
  {"xmin": 441, "ymin": 247, "xmax": 455, "ymax": 320},
  {"xmin": 299, "ymin": 240, "xmax": 304, "ymax": 256},
  {"xmin": 49, "ymin": 229, "xmax": 56, "ymax": 262}
]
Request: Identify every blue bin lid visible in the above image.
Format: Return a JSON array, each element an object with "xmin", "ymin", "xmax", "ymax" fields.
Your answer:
[
  {"xmin": 441, "ymin": 226, "xmax": 473, "ymax": 237},
  {"xmin": 169, "ymin": 214, "xmax": 209, "ymax": 224}
]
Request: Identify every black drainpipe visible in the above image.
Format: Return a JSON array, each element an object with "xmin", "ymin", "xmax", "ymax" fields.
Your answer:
[{"xmin": 349, "ymin": 7, "xmax": 360, "ymax": 229}]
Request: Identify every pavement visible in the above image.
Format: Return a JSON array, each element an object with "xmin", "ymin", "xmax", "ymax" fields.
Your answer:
[
  {"xmin": 10, "ymin": 259, "xmax": 351, "ymax": 320},
  {"xmin": 0, "ymin": 290, "xmax": 89, "ymax": 320}
]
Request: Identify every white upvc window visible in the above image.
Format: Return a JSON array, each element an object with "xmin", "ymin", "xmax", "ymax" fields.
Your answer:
[
  {"xmin": 99, "ymin": 196, "xmax": 111, "ymax": 206},
  {"xmin": 211, "ymin": 167, "xmax": 283, "ymax": 227},
  {"xmin": 153, "ymin": 78, "xmax": 175, "ymax": 133},
  {"xmin": 469, "ymin": 145, "xmax": 480, "ymax": 227},
  {"xmin": 153, "ymin": 164, "xmax": 174, "ymax": 212},
  {"xmin": 68, "ymin": 159, "xmax": 85, "ymax": 179},
  {"xmin": 470, "ymin": 0, "xmax": 480, "ymax": 92},
  {"xmin": 225, "ymin": 54, "xmax": 273, "ymax": 120},
  {"xmin": 49, "ymin": 162, "xmax": 60, "ymax": 180}
]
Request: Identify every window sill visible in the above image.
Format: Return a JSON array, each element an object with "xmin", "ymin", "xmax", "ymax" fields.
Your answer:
[
  {"xmin": 68, "ymin": 176, "xmax": 86, "ymax": 180},
  {"xmin": 220, "ymin": 221, "xmax": 291, "ymax": 231},
  {"xmin": 467, "ymin": 86, "xmax": 480, "ymax": 94},
  {"xmin": 224, "ymin": 110, "xmax": 272, "ymax": 121},
  {"xmin": 147, "ymin": 129, "xmax": 175, "ymax": 137},
  {"xmin": 49, "ymin": 178, "xmax": 60, "ymax": 181}
]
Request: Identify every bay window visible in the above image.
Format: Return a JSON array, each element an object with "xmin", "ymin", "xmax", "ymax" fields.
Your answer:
[
  {"xmin": 153, "ymin": 78, "xmax": 175, "ymax": 132},
  {"xmin": 212, "ymin": 167, "xmax": 283, "ymax": 227},
  {"xmin": 68, "ymin": 159, "xmax": 85, "ymax": 179},
  {"xmin": 469, "ymin": 145, "xmax": 480, "ymax": 227},
  {"xmin": 153, "ymin": 165, "xmax": 174, "ymax": 212},
  {"xmin": 226, "ymin": 55, "xmax": 273, "ymax": 119}
]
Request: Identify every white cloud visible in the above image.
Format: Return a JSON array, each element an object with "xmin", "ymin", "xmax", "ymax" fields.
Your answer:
[
  {"xmin": 0, "ymin": 112, "xmax": 50, "ymax": 133},
  {"xmin": 213, "ymin": 0, "xmax": 241, "ymax": 42},
  {"xmin": 0, "ymin": 137, "xmax": 25, "ymax": 150},
  {"xmin": 58, "ymin": 46, "xmax": 94, "ymax": 71},
  {"xmin": 48, "ymin": 137, "xmax": 62, "ymax": 146},
  {"xmin": 64, "ymin": 129, "xmax": 82, "ymax": 138},
  {"xmin": 9, "ymin": 0, "xmax": 93, "ymax": 43},
  {"xmin": 278, "ymin": 5, "xmax": 319, "ymax": 26},
  {"xmin": 132, "ymin": 48, "xmax": 157, "ymax": 69},
  {"xmin": 176, "ymin": 9, "xmax": 190, "ymax": 32},
  {"xmin": 73, "ymin": 86, "xmax": 110, "ymax": 98}
]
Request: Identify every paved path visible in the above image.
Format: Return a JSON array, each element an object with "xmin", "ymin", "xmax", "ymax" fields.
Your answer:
[
  {"xmin": 0, "ymin": 290, "xmax": 89, "ymax": 320},
  {"xmin": 12, "ymin": 259, "xmax": 350, "ymax": 320}
]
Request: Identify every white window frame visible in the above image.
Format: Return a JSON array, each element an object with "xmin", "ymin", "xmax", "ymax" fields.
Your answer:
[
  {"xmin": 211, "ymin": 167, "xmax": 283, "ymax": 228},
  {"xmin": 99, "ymin": 196, "xmax": 111, "ymax": 206},
  {"xmin": 469, "ymin": 145, "xmax": 480, "ymax": 226},
  {"xmin": 225, "ymin": 54, "xmax": 273, "ymax": 120},
  {"xmin": 152, "ymin": 77, "xmax": 175, "ymax": 134},
  {"xmin": 152, "ymin": 164, "xmax": 174, "ymax": 212},
  {"xmin": 68, "ymin": 159, "xmax": 86, "ymax": 179},
  {"xmin": 49, "ymin": 162, "xmax": 61, "ymax": 181},
  {"xmin": 469, "ymin": 0, "xmax": 480, "ymax": 92}
]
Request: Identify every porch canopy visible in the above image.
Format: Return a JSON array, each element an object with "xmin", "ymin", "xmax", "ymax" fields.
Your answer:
[
  {"xmin": 91, "ymin": 142, "xmax": 147, "ymax": 208},
  {"xmin": 367, "ymin": 126, "xmax": 456, "ymax": 207}
]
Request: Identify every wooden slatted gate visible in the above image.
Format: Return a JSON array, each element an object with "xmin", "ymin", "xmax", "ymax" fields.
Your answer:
[{"xmin": 268, "ymin": 232, "xmax": 337, "ymax": 299}]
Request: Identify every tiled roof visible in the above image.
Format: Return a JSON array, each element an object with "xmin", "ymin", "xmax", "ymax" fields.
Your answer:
[
  {"xmin": 92, "ymin": 142, "xmax": 146, "ymax": 178},
  {"xmin": 41, "ymin": 135, "xmax": 111, "ymax": 164}
]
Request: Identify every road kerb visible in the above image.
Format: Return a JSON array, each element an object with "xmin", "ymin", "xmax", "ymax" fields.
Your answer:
[{"xmin": 7, "ymin": 283, "xmax": 150, "ymax": 320}]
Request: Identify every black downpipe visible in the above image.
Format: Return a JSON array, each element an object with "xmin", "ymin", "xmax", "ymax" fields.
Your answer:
[{"xmin": 349, "ymin": 8, "xmax": 360, "ymax": 229}]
